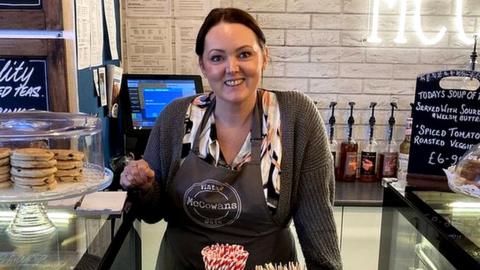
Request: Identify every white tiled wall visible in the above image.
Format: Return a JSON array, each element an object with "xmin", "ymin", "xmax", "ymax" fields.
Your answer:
[{"xmin": 216, "ymin": 0, "xmax": 478, "ymax": 147}]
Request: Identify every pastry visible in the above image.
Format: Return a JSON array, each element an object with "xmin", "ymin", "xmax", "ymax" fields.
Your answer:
[
  {"xmin": 0, "ymin": 173, "xmax": 10, "ymax": 182},
  {"xmin": 0, "ymin": 157, "xmax": 9, "ymax": 166},
  {"xmin": 56, "ymin": 160, "xmax": 84, "ymax": 170},
  {"xmin": 10, "ymin": 166, "xmax": 57, "ymax": 178},
  {"xmin": 14, "ymin": 181, "xmax": 57, "ymax": 192},
  {"xmin": 51, "ymin": 149, "xmax": 85, "ymax": 161},
  {"xmin": 11, "ymin": 158, "xmax": 57, "ymax": 168},
  {"xmin": 11, "ymin": 175, "xmax": 56, "ymax": 186},
  {"xmin": 0, "ymin": 148, "xmax": 10, "ymax": 159},
  {"xmin": 11, "ymin": 148, "xmax": 54, "ymax": 161}
]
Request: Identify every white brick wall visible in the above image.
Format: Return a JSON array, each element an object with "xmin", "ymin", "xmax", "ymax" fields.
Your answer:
[
  {"xmin": 221, "ymin": 0, "xmax": 477, "ymax": 145},
  {"xmin": 129, "ymin": 0, "xmax": 476, "ymax": 147}
]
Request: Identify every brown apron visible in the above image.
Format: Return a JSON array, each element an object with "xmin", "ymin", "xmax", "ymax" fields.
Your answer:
[{"xmin": 157, "ymin": 91, "xmax": 295, "ymax": 269}]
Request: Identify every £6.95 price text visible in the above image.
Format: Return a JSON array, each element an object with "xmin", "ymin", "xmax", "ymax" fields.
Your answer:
[{"xmin": 428, "ymin": 152, "xmax": 459, "ymax": 167}]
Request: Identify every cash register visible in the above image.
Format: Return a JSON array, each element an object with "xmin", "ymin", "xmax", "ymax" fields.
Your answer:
[{"xmin": 120, "ymin": 74, "xmax": 203, "ymax": 158}]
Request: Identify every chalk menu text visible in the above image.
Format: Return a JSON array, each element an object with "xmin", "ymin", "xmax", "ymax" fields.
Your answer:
[{"xmin": 0, "ymin": 58, "xmax": 49, "ymax": 113}]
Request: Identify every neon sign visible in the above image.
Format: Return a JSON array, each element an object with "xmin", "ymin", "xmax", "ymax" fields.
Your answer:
[{"xmin": 367, "ymin": 0, "xmax": 478, "ymax": 45}]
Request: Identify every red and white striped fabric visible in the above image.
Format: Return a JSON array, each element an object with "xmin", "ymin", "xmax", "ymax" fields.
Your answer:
[{"xmin": 201, "ymin": 243, "xmax": 249, "ymax": 270}]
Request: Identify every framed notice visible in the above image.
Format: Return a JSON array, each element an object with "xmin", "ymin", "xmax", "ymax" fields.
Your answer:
[
  {"xmin": 0, "ymin": 39, "xmax": 70, "ymax": 112},
  {"xmin": 0, "ymin": 58, "xmax": 48, "ymax": 112},
  {"xmin": 408, "ymin": 70, "xmax": 480, "ymax": 189},
  {"xmin": 0, "ymin": 0, "xmax": 61, "ymax": 30}
]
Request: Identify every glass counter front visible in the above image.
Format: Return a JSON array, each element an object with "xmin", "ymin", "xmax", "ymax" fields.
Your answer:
[
  {"xmin": 379, "ymin": 184, "xmax": 480, "ymax": 269},
  {"xmin": 0, "ymin": 200, "xmax": 139, "ymax": 269}
]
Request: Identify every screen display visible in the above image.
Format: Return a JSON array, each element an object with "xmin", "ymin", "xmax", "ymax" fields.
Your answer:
[{"xmin": 126, "ymin": 78, "xmax": 198, "ymax": 130}]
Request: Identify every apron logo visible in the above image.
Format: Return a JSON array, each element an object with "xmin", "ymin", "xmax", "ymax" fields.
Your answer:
[{"xmin": 183, "ymin": 179, "xmax": 242, "ymax": 228}]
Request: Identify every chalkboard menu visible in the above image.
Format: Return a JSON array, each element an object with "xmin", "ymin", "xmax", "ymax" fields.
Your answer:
[
  {"xmin": 408, "ymin": 70, "xmax": 480, "ymax": 186},
  {"xmin": 0, "ymin": 58, "xmax": 49, "ymax": 113},
  {"xmin": 0, "ymin": 0, "xmax": 41, "ymax": 9}
]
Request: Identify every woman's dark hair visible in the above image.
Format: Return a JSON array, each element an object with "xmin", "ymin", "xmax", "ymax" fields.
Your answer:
[{"xmin": 195, "ymin": 8, "xmax": 266, "ymax": 56}]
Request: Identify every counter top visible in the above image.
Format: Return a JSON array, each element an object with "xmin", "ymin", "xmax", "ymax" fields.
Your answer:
[{"xmin": 334, "ymin": 181, "xmax": 384, "ymax": 207}]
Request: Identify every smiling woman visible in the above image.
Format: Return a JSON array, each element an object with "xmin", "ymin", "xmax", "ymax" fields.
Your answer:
[
  {"xmin": 120, "ymin": 7, "xmax": 341, "ymax": 270},
  {"xmin": 199, "ymin": 22, "xmax": 265, "ymax": 105}
]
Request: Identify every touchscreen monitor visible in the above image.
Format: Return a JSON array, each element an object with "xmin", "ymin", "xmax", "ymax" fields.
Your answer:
[{"xmin": 122, "ymin": 74, "xmax": 203, "ymax": 136}]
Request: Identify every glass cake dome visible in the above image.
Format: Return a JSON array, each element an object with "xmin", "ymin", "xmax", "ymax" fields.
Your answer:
[
  {"xmin": 0, "ymin": 110, "xmax": 113, "ymax": 243},
  {"xmin": 0, "ymin": 111, "xmax": 103, "ymax": 166}
]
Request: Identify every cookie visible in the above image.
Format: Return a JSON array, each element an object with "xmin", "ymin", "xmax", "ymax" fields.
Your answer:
[
  {"xmin": 0, "ymin": 166, "xmax": 9, "ymax": 175},
  {"xmin": 55, "ymin": 175, "xmax": 83, "ymax": 182},
  {"xmin": 51, "ymin": 149, "xmax": 84, "ymax": 161},
  {"xmin": 11, "ymin": 148, "xmax": 54, "ymax": 161},
  {"xmin": 0, "ymin": 181, "xmax": 11, "ymax": 189},
  {"xmin": 55, "ymin": 167, "xmax": 83, "ymax": 177},
  {"xmin": 11, "ymin": 158, "xmax": 57, "ymax": 169},
  {"xmin": 0, "ymin": 157, "xmax": 9, "ymax": 166},
  {"xmin": 56, "ymin": 160, "xmax": 83, "ymax": 170},
  {"xmin": 0, "ymin": 173, "xmax": 10, "ymax": 182},
  {"xmin": 0, "ymin": 148, "xmax": 10, "ymax": 159},
  {"xmin": 14, "ymin": 181, "xmax": 57, "ymax": 192},
  {"xmin": 10, "ymin": 166, "xmax": 57, "ymax": 178},
  {"xmin": 11, "ymin": 175, "xmax": 56, "ymax": 186}
]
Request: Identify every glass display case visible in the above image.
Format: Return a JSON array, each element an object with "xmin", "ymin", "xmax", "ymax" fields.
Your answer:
[
  {"xmin": 0, "ymin": 111, "xmax": 138, "ymax": 269},
  {"xmin": 0, "ymin": 111, "xmax": 112, "ymax": 240},
  {"xmin": 0, "ymin": 201, "xmax": 140, "ymax": 269},
  {"xmin": 379, "ymin": 183, "xmax": 480, "ymax": 269}
]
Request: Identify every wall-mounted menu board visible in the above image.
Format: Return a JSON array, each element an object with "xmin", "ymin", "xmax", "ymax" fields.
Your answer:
[
  {"xmin": 0, "ymin": 0, "xmax": 42, "ymax": 9},
  {"xmin": 0, "ymin": 39, "xmax": 69, "ymax": 112},
  {"xmin": 408, "ymin": 70, "xmax": 480, "ymax": 189},
  {"xmin": 0, "ymin": 58, "xmax": 49, "ymax": 112},
  {"xmin": 0, "ymin": 0, "xmax": 60, "ymax": 30}
]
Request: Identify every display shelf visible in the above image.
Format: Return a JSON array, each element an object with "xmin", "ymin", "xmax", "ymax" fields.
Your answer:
[
  {"xmin": 0, "ymin": 166, "xmax": 112, "ymax": 203},
  {"xmin": 0, "ymin": 111, "xmax": 110, "ymax": 247},
  {"xmin": 2, "ymin": 167, "xmax": 112, "ymax": 244}
]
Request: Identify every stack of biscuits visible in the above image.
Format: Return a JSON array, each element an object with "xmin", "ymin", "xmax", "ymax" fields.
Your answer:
[
  {"xmin": 52, "ymin": 149, "xmax": 85, "ymax": 182},
  {"xmin": 10, "ymin": 148, "xmax": 58, "ymax": 191},
  {"xmin": 0, "ymin": 148, "xmax": 11, "ymax": 189}
]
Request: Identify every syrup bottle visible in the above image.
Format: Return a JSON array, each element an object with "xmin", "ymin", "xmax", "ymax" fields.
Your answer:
[
  {"xmin": 360, "ymin": 102, "xmax": 378, "ymax": 182},
  {"xmin": 339, "ymin": 102, "xmax": 358, "ymax": 182},
  {"xmin": 328, "ymin": 102, "xmax": 339, "ymax": 179},
  {"xmin": 397, "ymin": 103, "xmax": 414, "ymax": 187},
  {"xmin": 378, "ymin": 102, "xmax": 398, "ymax": 180}
]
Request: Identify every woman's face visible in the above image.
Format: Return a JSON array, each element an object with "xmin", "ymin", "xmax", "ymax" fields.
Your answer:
[{"xmin": 199, "ymin": 22, "xmax": 268, "ymax": 105}]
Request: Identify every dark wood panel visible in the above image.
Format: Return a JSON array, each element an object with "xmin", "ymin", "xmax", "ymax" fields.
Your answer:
[
  {"xmin": 43, "ymin": 0, "xmax": 62, "ymax": 30},
  {"xmin": 0, "ymin": 39, "xmax": 48, "ymax": 55},
  {"xmin": 0, "ymin": 0, "xmax": 62, "ymax": 30},
  {"xmin": 46, "ymin": 39, "xmax": 68, "ymax": 112},
  {"xmin": 0, "ymin": 11, "xmax": 45, "ymax": 29}
]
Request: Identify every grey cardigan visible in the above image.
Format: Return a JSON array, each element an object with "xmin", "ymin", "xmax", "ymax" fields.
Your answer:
[{"xmin": 140, "ymin": 90, "xmax": 342, "ymax": 270}]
